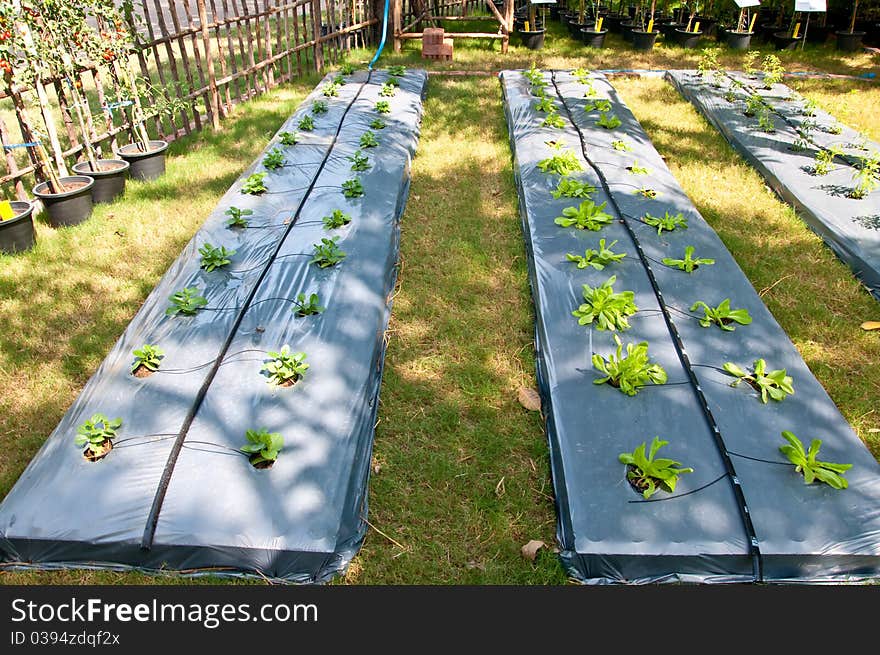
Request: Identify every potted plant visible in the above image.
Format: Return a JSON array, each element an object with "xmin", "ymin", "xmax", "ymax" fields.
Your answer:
[
  {"xmin": 0, "ymin": 198, "xmax": 36, "ymax": 254},
  {"xmin": 675, "ymin": 1, "xmax": 705, "ymax": 47},
  {"xmin": 836, "ymin": 0, "xmax": 867, "ymax": 51},
  {"xmin": 519, "ymin": 1, "xmax": 547, "ymax": 49},
  {"xmin": 569, "ymin": 0, "xmax": 594, "ymax": 37},
  {"xmin": 631, "ymin": 0, "xmax": 661, "ymax": 49},
  {"xmin": 725, "ymin": 3, "xmax": 756, "ymax": 49},
  {"xmin": 773, "ymin": 12, "xmax": 806, "ymax": 49},
  {"xmin": 581, "ymin": 0, "xmax": 610, "ymax": 46}
]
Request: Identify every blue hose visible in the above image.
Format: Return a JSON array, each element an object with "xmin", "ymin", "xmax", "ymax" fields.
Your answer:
[{"xmin": 368, "ymin": 0, "xmax": 391, "ymax": 70}]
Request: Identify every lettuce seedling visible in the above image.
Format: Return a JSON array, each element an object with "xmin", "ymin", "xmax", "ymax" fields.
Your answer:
[
  {"xmin": 360, "ymin": 130, "xmax": 379, "ymax": 148},
  {"xmin": 347, "ymin": 149, "xmax": 371, "ymax": 172},
  {"xmin": 723, "ymin": 358, "xmax": 794, "ymax": 403},
  {"xmin": 323, "ymin": 208, "xmax": 352, "ymax": 229},
  {"xmin": 132, "ymin": 344, "xmax": 165, "ymax": 374},
  {"xmin": 379, "ymin": 82, "xmax": 397, "ymax": 97},
  {"xmin": 321, "ymin": 82, "xmax": 340, "ymax": 97},
  {"xmin": 370, "ymin": 118, "xmax": 386, "ymax": 130},
  {"xmin": 166, "ymin": 287, "xmax": 207, "ymax": 316},
  {"xmin": 643, "ymin": 211, "xmax": 688, "ymax": 235},
  {"xmin": 387, "ymin": 65, "xmax": 406, "ymax": 76},
  {"xmin": 199, "ymin": 243, "xmax": 235, "ymax": 272},
  {"xmin": 566, "ymin": 238, "xmax": 626, "ymax": 271},
  {"xmin": 552, "ymin": 177, "xmax": 596, "ymax": 199},
  {"xmin": 596, "ymin": 111, "xmax": 621, "ymax": 129},
  {"xmin": 261, "ymin": 345, "xmax": 309, "ymax": 386},
  {"xmin": 312, "ymin": 100, "xmax": 329, "ymax": 114},
  {"xmin": 584, "ymin": 98, "xmax": 611, "ymax": 113},
  {"xmin": 635, "ymin": 187, "xmax": 657, "ymax": 198},
  {"xmin": 619, "ymin": 437, "xmax": 694, "ymax": 499},
  {"xmin": 263, "ymin": 148, "xmax": 286, "ymax": 170},
  {"xmin": 592, "ymin": 335, "xmax": 667, "ymax": 396},
  {"xmin": 241, "ymin": 428, "xmax": 284, "ymax": 468},
  {"xmin": 75, "ymin": 413, "xmax": 122, "ymax": 459},
  {"xmin": 573, "ymin": 275, "xmax": 638, "ymax": 330},
  {"xmin": 293, "ymin": 292, "xmax": 325, "ymax": 317},
  {"xmin": 242, "ymin": 172, "xmax": 267, "ymax": 194},
  {"xmin": 554, "ymin": 200, "xmax": 614, "ymax": 230},
  {"xmin": 225, "ymin": 206, "xmax": 253, "ymax": 228},
  {"xmin": 535, "ymin": 97, "xmax": 556, "ymax": 113},
  {"xmin": 311, "ymin": 236, "xmax": 346, "ymax": 268},
  {"xmin": 278, "ymin": 131, "xmax": 299, "ymax": 146},
  {"xmin": 298, "ymin": 115, "xmax": 315, "ymax": 131},
  {"xmin": 386, "ymin": 76, "xmax": 401, "ymax": 87},
  {"xmin": 627, "ymin": 161, "xmax": 650, "ymax": 175},
  {"xmin": 779, "ymin": 431, "xmax": 852, "ymax": 489},
  {"xmin": 537, "ymin": 150, "xmax": 583, "ymax": 176},
  {"xmin": 375, "ymin": 100, "xmax": 391, "ymax": 114},
  {"xmin": 341, "ymin": 178, "xmax": 364, "ymax": 198},
  {"xmin": 611, "ymin": 139, "xmax": 631, "ymax": 152},
  {"xmin": 662, "ymin": 246, "xmax": 714, "ymax": 273},
  {"xmin": 690, "ymin": 299, "xmax": 752, "ymax": 331}
]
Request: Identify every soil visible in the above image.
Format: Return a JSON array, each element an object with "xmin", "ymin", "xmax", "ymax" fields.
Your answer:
[
  {"xmin": 48, "ymin": 181, "xmax": 89, "ymax": 194},
  {"xmin": 625, "ymin": 465, "xmax": 659, "ymax": 495},
  {"xmin": 84, "ymin": 438, "xmax": 113, "ymax": 462},
  {"xmin": 250, "ymin": 456, "xmax": 274, "ymax": 469},
  {"xmin": 132, "ymin": 364, "xmax": 153, "ymax": 378},
  {"xmin": 279, "ymin": 377, "xmax": 296, "ymax": 388},
  {"xmin": 83, "ymin": 161, "xmax": 126, "ymax": 173}
]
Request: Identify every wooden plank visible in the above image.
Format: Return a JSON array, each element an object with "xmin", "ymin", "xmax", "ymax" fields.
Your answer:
[
  {"xmin": 166, "ymin": 0, "xmax": 204, "ymax": 131},
  {"xmin": 196, "ymin": 0, "xmax": 222, "ymax": 128},
  {"xmin": 399, "ymin": 31, "xmax": 505, "ymax": 38},
  {"xmin": 151, "ymin": 0, "xmax": 193, "ymax": 135},
  {"xmin": 208, "ymin": 0, "xmax": 234, "ymax": 114},
  {"xmin": 311, "ymin": 0, "xmax": 324, "ymax": 71},
  {"xmin": 0, "ymin": 113, "xmax": 27, "ymax": 199}
]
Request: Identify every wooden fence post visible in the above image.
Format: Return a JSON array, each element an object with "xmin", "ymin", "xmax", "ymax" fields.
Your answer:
[
  {"xmin": 197, "ymin": 0, "xmax": 222, "ymax": 129},
  {"xmin": 392, "ymin": 0, "xmax": 402, "ymax": 52},
  {"xmin": 311, "ymin": 0, "xmax": 325, "ymax": 71}
]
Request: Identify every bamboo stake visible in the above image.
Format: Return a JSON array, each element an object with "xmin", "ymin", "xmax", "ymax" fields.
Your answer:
[
  {"xmin": 53, "ymin": 80, "xmax": 80, "ymax": 162},
  {"xmin": 0, "ymin": 113, "xmax": 27, "ymax": 199},
  {"xmin": 209, "ymin": 0, "xmax": 234, "ymax": 113},
  {"xmin": 196, "ymin": 0, "xmax": 222, "ymax": 128},
  {"xmin": 166, "ymin": 0, "xmax": 203, "ymax": 131},
  {"xmin": 137, "ymin": 0, "xmax": 172, "ymax": 136},
  {"xmin": 91, "ymin": 68, "xmax": 119, "ymax": 153},
  {"xmin": 152, "ymin": 0, "xmax": 194, "ymax": 135},
  {"xmin": 311, "ymin": 0, "xmax": 325, "ymax": 70}
]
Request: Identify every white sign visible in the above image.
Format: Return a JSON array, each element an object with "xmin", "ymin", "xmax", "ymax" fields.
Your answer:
[
  {"xmin": 734, "ymin": 0, "xmax": 761, "ymax": 7},
  {"xmin": 794, "ymin": 0, "xmax": 826, "ymax": 11}
]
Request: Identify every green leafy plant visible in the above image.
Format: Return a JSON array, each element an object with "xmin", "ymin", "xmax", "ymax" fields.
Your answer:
[
  {"xmin": 225, "ymin": 206, "xmax": 253, "ymax": 228},
  {"xmin": 584, "ymin": 98, "xmax": 612, "ymax": 113},
  {"xmin": 723, "ymin": 90, "xmax": 737, "ymax": 103},
  {"xmin": 75, "ymin": 413, "xmax": 122, "ymax": 459},
  {"xmin": 723, "ymin": 358, "xmax": 794, "ymax": 403},
  {"xmin": 241, "ymin": 428, "xmax": 284, "ymax": 468},
  {"xmin": 131, "ymin": 344, "xmax": 164, "ymax": 374},
  {"xmin": 334, "ymin": 74, "xmax": 346, "ymax": 84},
  {"xmin": 554, "ymin": 200, "xmax": 614, "ymax": 231},
  {"xmin": 635, "ymin": 187, "xmax": 657, "ymax": 198},
  {"xmin": 627, "ymin": 161, "xmax": 649, "ymax": 175},
  {"xmin": 643, "ymin": 211, "xmax": 688, "ymax": 235},
  {"xmin": 312, "ymin": 100, "xmax": 329, "ymax": 114},
  {"xmin": 360, "ymin": 131, "xmax": 379, "ymax": 148},
  {"xmin": 813, "ymin": 146, "xmax": 841, "ymax": 176},
  {"xmin": 311, "ymin": 236, "xmax": 346, "ymax": 268},
  {"xmin": 261, "ymin": 344, "xmax": 309, "ymax": 386},
  {"xmin": 530, "ymin": 80, "xmax": 548, "ymax": 97},
  {"xmin": 779, "ymin": 431, "xmax": 852, "ymax": 490},
  {"xmin": 535, "ymin": 97, "xmax": 556, "ymax": 113},
  {"xmin": 572, "ymin": 67, "xmax": 591, "ymax": 84},
  {"xmin": 592, "ymin": 335, "xmax": 668, "ymax": 396},
  {"xmin": 572, "ymin": 275, "xmax": 638, "ymax": 330},
  {"xmin": 848, "ymin": 152, "xmax": 880, "ymax": 200},
  {"xmin": 166, "ymin": 287, "xmax": 208, "ymax": 316},
  {"xmin": 824, "ymin": 123, "xmax": 843, "ymax": 135},
  {"xmin": 386, "ymin": 76, "xmax": 401, "ymax": 87},
  {"xmin": 542, "ymin": 112, "xmax": 566, "ymax": 129},
  {"xmin": 611, "ymin": 139, "xmax": 631, "ymax": 152},
  {"xmin": 596, "ymin": 111, "xmax": 621, "ymax": 129},
  {"xmin": 293, "ymin": 292, "xmax": 325, "ymax": 316},
  {"xmin": 524, "ymin": 63, "xmax": 543, "ymax": 85},
  {"xmin": 375, "ymin": 100, "xmax": 391, "ymax": 114},
  {"xmin": 743, "ymin": 51, "xmax": 760, "ymax": 78},
  {"xmin": 387, "ymin": 65, "xmax": 406, "ymax": 76},
  {"xmin": 341, "ymin": 178, "xmax": 365, "ymax": 198},
  {"xmin": 322, "ymin": 81, "xmax": 340, "ymax": 97},
  {"xmin": 551, "ymin": 177, "xmax": 596, "ymax": 199},
  {"xmin": 757, "ymin": 110, "xmax": 775, "ymax": 134},
  {"xmin": 537, "ymin": 150, "xmax": 583, "ymax": 176},
  {"xmin": 199, "ymin": 243, "xmax": 235, "ymax": 272},
  {"xmin": 340, "ymin": 62, "xmax": 357, "ymax": 75},
  {"xmin": 263, "ymin": 148, "xmax": 286, "ymax": 170},
  {"xmin": 744, "ymin": 94, "xmax": 764, "ymax": 117},
  {"xmin": 619, "ymin": 437, "xmax": 694, "ymax": 499},
  {"xmin": 242, "ymin": 173, "xmax": 268, "ymax": 195},
  {"xmin": 761, "ymin": 54, "xmax": 785, "ymax": 88},
  {"xmin": 347, "ymin": 149, "xmax": 371, "ymax": 172},
  {"xmin": 690, "ymin": 299, "xmax": 752, "ymax": 331},
  {"xmin": 379, "ymin": 82, "xmax": 397, "ymax": 97},
  {"xmin": 278, "ymin": 131, "xmax": 299, "ymax": 146},
  {"xmin": 566, "ymin": 239, "xmax": 626, "ymax": 270},
  {"xmin": 662, "ymin": 246, "xmax": 714, "ymax": 273},
  {"xmin": 298, "ymin": 115, "xmax": 315, "ymax": 131},
  {"xmin": 370, "ymin": 118, "xmax": 387, "ymax": 130},
  {"xmin": 323, "ymin": 209, "xmax": 352, "ymax": 229},
  {"xmin": 802, "ymin": 98, "xmax": 818, "ymax": 117}
]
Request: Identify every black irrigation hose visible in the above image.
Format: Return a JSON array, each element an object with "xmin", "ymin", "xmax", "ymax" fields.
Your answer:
[
  {"xmin": 550, "ymin": 71, "xmax": 764, "ymax": 582},
  {"xmin": 156, "ymin": 348, "xmax": 268, "ymax": 375},
  {"xmin": 627, "ymin": 473, "xmax": 729, "ymax": 504},
  {"xmin": 141, "ymin": 71, "xmax": 376, "ymax": 551},
  {"xmin": 728, "ymin": 450, "xmax": 793, "ymax": 466}
]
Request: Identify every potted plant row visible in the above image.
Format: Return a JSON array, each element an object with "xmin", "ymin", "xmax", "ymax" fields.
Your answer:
[{"xmin": 0, "ymin": 199, "xmax": 35, "ymax": 254}]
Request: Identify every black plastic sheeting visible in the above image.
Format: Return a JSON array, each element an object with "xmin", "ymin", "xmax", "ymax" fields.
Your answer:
[
  {"xmin": 501, "ymin": 68, "xmax": 880, "ymax": 584},
  {"xmin": 667, "ymin": 69, "xmax": 880, "ymax": 302},
  {"xmin": 0, "ymin": 69, "xmax": 428, "ymax": 583}
]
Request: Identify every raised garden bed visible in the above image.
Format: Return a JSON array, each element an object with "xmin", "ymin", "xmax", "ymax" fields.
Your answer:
[
  {"xmin": 667, "ymin": 69, "xmax": 880, "ymax": 302},
  {"xmin": 501, "ymin": 66, "xmax": 880, "ymax": 584},
  {"xmin": 0, "ymin": 68, "xmax": 428, "ymax": 583}
]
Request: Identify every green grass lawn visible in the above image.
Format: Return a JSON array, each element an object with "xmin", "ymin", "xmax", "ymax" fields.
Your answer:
[{"xmin": 0, "ymin": 19, "xmax": 878, "ymax": 585}]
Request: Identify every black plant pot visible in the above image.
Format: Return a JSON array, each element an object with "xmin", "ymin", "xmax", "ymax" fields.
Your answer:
[
  {"xmin": 806, "ymin": 24, "xmax": 834, "ymax": 43},
  {"xmin": 519, "ymin": 29, "xmax": 546, "ymax": 50},
  {"xmin": 580, "ymin": 28, "xmax": 608, "ymax": 48},
  {"xmin": 835, "ymin": 30, "xmax": 866, "ymax": 52},
  {"xmin": 725, "ymin": 30, "xmax": 753, "ymax": 50},
  {"xmin": 659, "ymin": 21, "xmax": 684, "ymax": 38},
  {"xmin": 759, "ymin": 22, "xmax": 784, "ymax": 43},
  {"xmin": 570, "ymin": 21, "xmax": 594, "ymax": 40},
  {"xmin": 116, "ymin": 140, "xmax": 168, "ymax": 181},
  {"xmin": 0, "ymin": 200, "xmax": 36, "ymax": 254},
  {"xmin": 604, "ymin": 13, "xmax": 624, "ymax": 33},
  {"xmin": 630, "ymin": 29, "xmax": 660, "ymax": 51},
  {"xmin": 32, "ymin": 176, "xmax": 95, "ymax": 228},
  {"xmin": 675, "ymin": 28, "xmax": 703, "ymax": 48},
  {"xmin": 72, "ymin": 159, "xmax": 130, "ymax": 204},
  {"xmin": 549, "ymin": 4, "xmax": 561, "ymax": 20},
  {"xmin": 620, "ymin": 21, "xmax": 638, "ymax": 43},
  {"xmin": 773, "ymin": 32, "xmax": 804, "ymax": 50}
]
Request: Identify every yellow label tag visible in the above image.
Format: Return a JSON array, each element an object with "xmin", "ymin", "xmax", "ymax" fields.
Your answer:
[
  {"xmin": 749, "ymin": 14, "xmax": 757, "ymax": 32},
  {"xmin": 0, "ymin": 200, "xmax": 14, "ymax": 221},
  {"xmin": 792, "ymin": 22, "xmax": 801, "ymax": 38},
  {"xmin": 647, "ymin": 19, "xmax": 654, "ymax": 33},
  {"xmin": 694, "ymin": 21, "xmax": 700, "ymax": 33},
  {"xmin": 524, "ymin": 20, "xmax": 530, "ymax": 32},
  {"xmin": 596, "ymin": 17, "xmax": 604, "ymax": 31}
]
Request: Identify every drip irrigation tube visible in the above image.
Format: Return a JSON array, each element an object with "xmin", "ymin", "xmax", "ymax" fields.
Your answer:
[{"xmin": 369, "ymin": 0, "xmax": 391, "ymax": 70}]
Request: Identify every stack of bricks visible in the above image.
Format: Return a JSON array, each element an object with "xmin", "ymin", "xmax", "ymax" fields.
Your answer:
[{"xmin": 422, "ymin": 27, "xmax": 453, "ymax": 60}]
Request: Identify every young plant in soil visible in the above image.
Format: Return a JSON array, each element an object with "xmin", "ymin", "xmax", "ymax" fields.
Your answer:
[
  {"xmin": 596, "ymin": 112, "xmax": 622, "ymax": 130},
  {"xmin": 530, "ymin": 80, "xmax": 548, "ymax": 98},
  {"xmin": 619, "ymin": 437, "xmax": 694, "ymax": 499},
  {"xmin": 293, "ymin": 292, "xmax": 325, "ymax": 316},
  {"xmin": 166, "ymin": 287, "xmax": 208, "ymax": 316},
  {"xmin": 334, "ymin": 74, "xmax": 346, "ymax": 85},
  {"xmin": 311, "ymin": 236, "xmax": 347, "ymax": 268},
  {"xmin": 242, "ymin": 173, "xmax": 268, "ymax": 195},
  {"xmin": 340, "ymin": 62, "xmax": 357, "ymax": 75},
  {"xmin": 761, "ymin": 54, "xmax": 785, "ymax": 88},
  {"xmin": 524, "ymin": 64, "xmax": 543, "ymax": 85},
  {"xmin": 199, "ymin": 243, "xmax": 235, "ymax": 272},
  {"xmin": 298, "ymin": 115, "xmax": 315, "ymax": 131},
  {"xmin": 635, "ymin": 187, "xmax": 658, "ymax": 199},
  {"xmin": 370, "ymin": 118, "xmax": 387, "ymax": 130},
  {"xmin": 360, "ymin": 131, "xmax": 380, "ymax": 148},
  {"xmin": 312, "ymin": 100, "xmax": 329, "ymax": 114},
  {"xmin": 611, "ymin": 140, "xmax": 632, "ymax": 152},
  {"xmin": 555, "ymin": 200, "xmax": 614, "ymax": 230},
  {"xmin": 802, "ymin": 98, "xmax": 818, "ymax": 117},
  {"xmin": 573, "ymin": 275, "xmax": 638, "ymax": 330},
  {"xmin": 387, "ymin": 65, "xmax": 406, "ymax": 77},
  {"xmin": 379, "ymin": 82, "xmax": 397, "ymax": 97},
  {"xmin": 131, "ymin": 344, "xmax": 165, "ymax": 376},
  {"xmin": 627, "ymin": 161, "xmax": 650, "ymax": 175},
  {"xmin": 572, "ymin": 67, "xmax": 591, "ymax": 84},
  {"xmin": 241, "ymin": 428, "xmax": 284, "ymax": 469},
  {"xmin": 225, "ymin": 206, "xmax": 253, "ymax": 228},
  {"xmin": 744, "ymin": 94, "xmax": 764, "ymax": 117},
  {"xmin": 386, "ymin": 76, "xmax": 401, "ymax": 87},
  {"xmin": 643, "ymin": 211, "xmax": 688, "ymax": 235},
  {"xmin": 592, "ymin": 335, "xmax": 668, "ymax": 396},
  {"xmin": 848, "ymin": 153, "xmax": 880, "ymax": 199},
  {"xmin": 342, "ymin": 178, "xmax": 365, "ymax": 198},
  {"xmin": 322, "ymin": 81, "xmax": 341, "ymax": 97},
  {"xmin": 723, "ymin": 358, "xmax": 794, "ymax": 403},
  {"xmin": 279, "ymin": 131, "xmax": 299, "ymax": 146},
  {"xmin": 537, "ymin": 150, "xmax": 584, "ymax": 176},
  {"xmin": 261, "ymin": 345, "xmax": 309, "ymax": 387},
  {"xmin": 690, "ymin": 299, "xmax": 752, "ymax": 331},
  {"xmin": 348, "ymin": 150, "xmax": 371, "ymax": 172},
  {"xmin": 662, "ymin": 246, "xmax": 714, "ymax": 273},
  {"xmin": 542, "ymin": 112, "xmax": 566, "ymax": 129},
  {"xmin": 779, "ymin": 431, "xmax": 852, "ymax": 489},
  {"xmin": 697, "ymin": 47, "xmax": 723, "ymax": 86},
  {"xmin": 75, "ymin": 413, "xmax": 122, "ymax": 461},
  {"xmin": 584, "ymin": 98, "xmax": 612, "ymax": 113},
  {"xmin": 723, "ymin": 90, "xmax": 737, "ymax": 103},
  {"xmin": 566, "ymin": 239, "xmax": 627, "ymax": 270},
  {"xmin": 263, "ymin": 148, "xmax": 286, "ymax": 170},
  {"xmin": 743, "ymin": 52, "xmax": 759, "ymax": 78},
  {"xmin": 535, "ymin": 97, "xmax": 557, "ymax": 113},
  {"xmin": 552, "ymin": 177, "xmax": 596, "ymax": 199},
  {"xmin": 757, "ymin": 110, "xmax": 775, "ymax": 134},
  {"xmin": 375, "ymin": 100, "xmax": 391, "ymax": 114},
  {"xmin": 812, "ymin": 147, "xmax": 841, "ymax": 176},
  {"xmin": 323, "ymin": 209, "xmax": 352, "ymax": 229}
]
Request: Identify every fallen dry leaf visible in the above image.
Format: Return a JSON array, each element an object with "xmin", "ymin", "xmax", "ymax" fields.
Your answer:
[
  {"xmin": 861, "ymin": 321, "xmax": 880, "ymax": 331},
  {"xmin": 517, "ymin": 387, "xmax": 541, "ymax": 412},
  {"xmin": 521, "ymin": 539, "xmax": 546, "ymax": 562}
]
